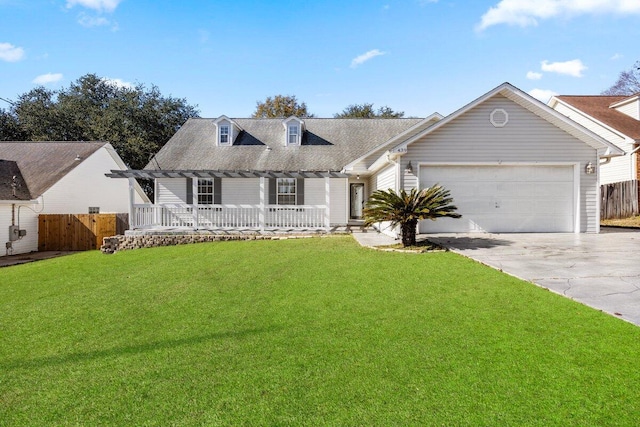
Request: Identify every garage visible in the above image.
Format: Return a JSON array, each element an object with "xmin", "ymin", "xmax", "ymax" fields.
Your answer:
[{"xmin": 419, "ymin": 164, "xmax": 576, "ymax": 233}]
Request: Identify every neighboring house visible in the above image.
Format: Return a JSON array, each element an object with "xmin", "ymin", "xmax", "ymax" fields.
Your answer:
[
  {"xmin": 548, "ymin": 94, "xmax": 640, "ymax": 185},
  {"xmin": 0, "ymin": 142, "xmax": 149, "ymax": 256},
  {"xmin": 110, "ymin": 83, "xmax": 621, "ymax": 235}
]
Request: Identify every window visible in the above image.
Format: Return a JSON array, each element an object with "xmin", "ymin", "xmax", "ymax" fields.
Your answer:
[
  {"xmin": 219, "ymin": 125, "xmax": 230, "ymax": 145},
  {"xmin": 287, "ymin": 124, "xmax": 299, "ymax": 145},
  {"xmin": 277, "ymin": 178, "xmax": 296, "ymax": 205},
  {"xmin": 198, "ymin": 179, "xmax": 214, "ymax": 204},
  {"xmin": 88, "ymin": 207, "xmax": 100, "ymax": 214}
]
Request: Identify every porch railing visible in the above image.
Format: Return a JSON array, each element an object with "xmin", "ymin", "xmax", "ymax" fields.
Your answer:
[{"xmin": 132, "ymin": 204, "xmax": 328, "ymax": 230}]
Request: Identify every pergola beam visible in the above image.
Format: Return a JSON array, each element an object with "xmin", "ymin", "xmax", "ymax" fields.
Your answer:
[{"xmin": 106, "ymin": 169, "xmax": 350, "ymax": 179}]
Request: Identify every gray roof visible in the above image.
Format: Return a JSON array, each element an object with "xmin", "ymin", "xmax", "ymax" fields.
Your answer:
[
  {"xmin": 146, "ymin": 118, "xmax": 423, "ymax": 171},
  {"xmin": 0, "ymin": 160, "xmax": 31, "ymax": 200},
  {"xmin": 0, "ymin": 142, "xmax": 107, "ymax": 198}
]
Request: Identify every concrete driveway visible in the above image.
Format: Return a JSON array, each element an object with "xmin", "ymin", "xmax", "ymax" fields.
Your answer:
[{"xmin": 426, "ymin": 228, "xmax": 640, "ymax": 327}]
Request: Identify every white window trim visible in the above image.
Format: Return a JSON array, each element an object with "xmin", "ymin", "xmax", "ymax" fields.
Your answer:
[
  {"xmin": 197, "ymin": 178, "xmax": 214, "ymax": 205},
  {"xmin": 276, "ymin": 177, "xmax": 296, "ymax": 205},
  {"xmin": 219, "ymin": 125, "xmax": 231, "ymax": 146},
  {"xmin": 287, "ymin": 124, "xmax": 300, "ymax": 146},
  {"xmin": 282, "ymin": 116, "xmax": 304, "ymax": 146}
]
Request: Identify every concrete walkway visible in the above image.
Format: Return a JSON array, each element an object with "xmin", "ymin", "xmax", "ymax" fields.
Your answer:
[
  {"xmin": 426, "ymin": 228, "xmax": 640, "ymax": 326},
  {"xmin": 0, "ymin": 251, "xmax": 75, "ymax": 268},
  {"xmin": 351, "ymin": 229, "xmax": 398, "ymax": 247}
]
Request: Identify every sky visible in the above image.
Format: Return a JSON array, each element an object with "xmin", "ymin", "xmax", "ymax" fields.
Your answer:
[{"xmin": 1, "ymin": 0, "xmax": 640, "ymax": 119}]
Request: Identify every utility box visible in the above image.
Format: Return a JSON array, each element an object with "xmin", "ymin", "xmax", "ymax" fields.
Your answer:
[{"xmin": 8, "ymin": 226, "xmax": 26, "ymax": 241}]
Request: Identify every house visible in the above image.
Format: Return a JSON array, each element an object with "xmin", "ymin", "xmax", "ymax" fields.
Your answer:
[
  {"xmin": 0, "ymin": 142, "xmax": 149, "ymax": 256},
  {"xmin": 109, "ymin": 83, "xmax": 622, "ymax": 236},
  {"xmin": 548, "ymin": 94, "xmax": 640, "ymax": 185}
]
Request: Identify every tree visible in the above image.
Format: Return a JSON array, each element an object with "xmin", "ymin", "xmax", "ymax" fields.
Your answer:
[
  {"xmin": 364, "ymin": 186, "xmax": 461, "ymax": 247},
  {"xmin": 252, "ymin": 95, "xmax": 314, "ymax": 118},
  {"xmin": 602, "ymin": 60, "xmax": 640, "ymax": 95},
  {"xmin": 334, "ymin": 103, "xmax": 404, "ymax": 118},
  {"xmin": 2, "ymin": 74, "xmax": 200, "ymax": 196},
  {"xmin": 0, "ymin": 109, "xmax": 26, "ymax": 140}
]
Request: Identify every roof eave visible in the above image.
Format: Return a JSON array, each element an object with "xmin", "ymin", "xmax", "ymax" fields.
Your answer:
[{"xmin": 548, "ymin": 97, "xmax": 632, "ymax": 143}]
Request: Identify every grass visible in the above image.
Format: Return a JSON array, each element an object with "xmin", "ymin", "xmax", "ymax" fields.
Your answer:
[
  {"xmin": 601, "ymin": 215, "xmax": 640, "ymax": 228},
  {"xmin": 1, "ymin": 236, "xmax": 639, "ymax": 426}
]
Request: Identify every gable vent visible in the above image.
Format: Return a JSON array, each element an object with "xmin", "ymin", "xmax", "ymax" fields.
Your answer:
[{"xmin": 490, "ymin": 108, "xmax": 509, "ymax": 128}]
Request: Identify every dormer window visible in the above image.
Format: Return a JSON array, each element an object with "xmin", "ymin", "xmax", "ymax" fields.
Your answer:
[
  {"xmin": 213, "ymin": 116, "xmax": 242, "ymax": 146},
  {"xmin": 288, "ymin": 125, "xmax": 299, "ymax": 145},
  {"xmin": 219, "ymin": 125, "xmax": 230, "ymax": 145},
  {"xmin": 282, "ymin": 116, "xmax": 304, "ymax": 146}
]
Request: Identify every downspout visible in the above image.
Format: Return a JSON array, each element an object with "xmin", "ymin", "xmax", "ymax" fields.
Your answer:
[
  {"xmin": 626, "ymin": 143, "xmax": 640, "ymax": 177},
  {"xmin": 6, "ymin": 204, "xmax": 16, "ymax": 256}
]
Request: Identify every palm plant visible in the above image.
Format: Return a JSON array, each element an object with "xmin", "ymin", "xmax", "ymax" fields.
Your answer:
[{"xmin": 364, "ymin": 186, "xmax": 461, "ymax": 247}]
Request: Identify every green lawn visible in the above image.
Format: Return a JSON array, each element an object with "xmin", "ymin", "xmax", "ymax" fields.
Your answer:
[{"xmin": 1, "ymin": 236, "xmax": 639, "ymax": 426}]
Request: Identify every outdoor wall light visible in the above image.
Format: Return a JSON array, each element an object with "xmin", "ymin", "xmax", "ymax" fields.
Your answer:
[
  {"xmin": 404, "ymin": 161, "xmax": 413, "ymax": 174},
  {"xmin": 585, "ymin": 161, "xmax": 595, "ymax": 174}
]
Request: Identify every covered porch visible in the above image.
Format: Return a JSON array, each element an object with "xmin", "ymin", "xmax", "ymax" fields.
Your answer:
[{"xmin": 108, "ymin": 169, "xmax": 350, "ymax": 232}]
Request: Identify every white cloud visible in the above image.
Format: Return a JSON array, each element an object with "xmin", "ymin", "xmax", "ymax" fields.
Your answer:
[
  {"xmin": 610, "ymin": 53, "xmax": 623, "ymax": 60},
  {"xmin": 526, "ymin": 71, "xmax": 542, "ymax": 80},
  {"xmin": 0, "ymin": 42, "xmax": 25, "ymax": 62},
  {"xmin": 350, "ymin": 49, "xmax": 386, "ymax": 68},
  {"xmin": 541, "ymin": 59, "xmax": 587, "ymax": 77},
  {"xmin": 78, "ymin": 13, "xmax": 110, "ymax": 27},
  {"xmin": 477, "ymin": 0, "xmax": 640, "ymax": 31},
  {"xmin": 66, "ymin": 0, "xmax": 122, "ymax": 13},
  {"xmin": 32, "ymin": 73, "xmax": 64, "ymax": 85},
  {"xmin": 102, "ymin": 77, "xmax": 134, "ymax": 89},
  {"xmin": 529, "ymin": 88, "xmax": 558, "ymax": 103}
]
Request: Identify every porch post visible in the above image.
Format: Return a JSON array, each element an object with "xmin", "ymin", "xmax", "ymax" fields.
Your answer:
[
  {"xmin": 259, "ymin": 177, "xmax": 265, "ymax": 231},
  {"xmin": 127, "ymin": 177, "xmax": 136, "ymax": 229},
  {"xmin": 325, "ymin": 176, "xmax": 331, "ymax": 231}
]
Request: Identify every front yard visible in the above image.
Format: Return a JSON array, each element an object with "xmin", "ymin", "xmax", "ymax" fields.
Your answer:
[{"xmin": 1, "ymin": 236, "xmax": 639, "ymax": 425}]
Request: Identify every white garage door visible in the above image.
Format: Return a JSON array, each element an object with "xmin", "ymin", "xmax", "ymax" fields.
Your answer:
[{"xmin": 419, "ymin": 165, "xmax": 575, "ymax": 233}]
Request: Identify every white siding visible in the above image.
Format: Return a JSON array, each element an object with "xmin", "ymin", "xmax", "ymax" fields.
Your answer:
[
  {"xmin": 305, "ymin": 178, "xmax": 348, "ymax": 225},
  {"xmin": 552, "ymin": 102, "xmax": 635, "ymax": 184},
  {"xmin": 221, "ymin": 178, "xmax": 259, "ymax": 204},
  {"xmin": 404, "ymin": 94, "xmax": 599, "ymax": 233},
  {"xmin": 330, "ymin": 178, "xmax": 347, "ymax": 225},
  {"xmin": 375, "ymin": 165, "xmax": 396, "ymax": 191},
  {"xmin": 0, "ymin": 204, "xmax": 38, "ymax": 256},
  {"xmin": 43, "ymin": 147, "xmax": 144, "ymax": 214},
  {"xmin": 613, "ymin": 100, "xmax": 640, "ymax": 120},
  {"xmin": 156, "ymin": 178, "xmax": 188, "ymax": 204},
  {"xmin": 305, "ymin": 179, "xmax": 325, "ymax": 205}
]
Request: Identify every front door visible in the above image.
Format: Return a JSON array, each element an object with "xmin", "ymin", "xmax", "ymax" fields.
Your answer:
[{"xmin": 350, "ymin": 183, "xmax": 365, "ymax": 219}]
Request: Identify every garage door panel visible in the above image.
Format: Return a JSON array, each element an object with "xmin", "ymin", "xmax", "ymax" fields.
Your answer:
[
  {"xmin": 419, "ymin": 165, "xmax": 575, "ymax": 233},
  {"xmin": 533, "ymin": 182, "xmax": 573, "ymax": 198}
]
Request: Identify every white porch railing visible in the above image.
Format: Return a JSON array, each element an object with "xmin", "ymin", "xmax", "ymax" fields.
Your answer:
[{"xmin": 132, "ymin": 204, "xmax": 328, "ymax": 230}]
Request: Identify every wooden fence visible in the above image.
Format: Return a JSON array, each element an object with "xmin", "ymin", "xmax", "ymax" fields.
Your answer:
[
  {"xmin": 600, "ymin": 180, "xmax": 639, "ymax": 220},
  {"xmin": 38, "ymin": 213, "xmax": 129, "ymax": 252}
]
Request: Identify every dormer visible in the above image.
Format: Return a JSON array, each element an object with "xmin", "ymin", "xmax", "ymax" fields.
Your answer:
[
  {"xmin": 213, "ymin": 116, "xmax": 242, "ymax": 146},
  {"xmin": 610, "ymin": 95, "xmax": 640, "ymax": 120},
  {"xmin": 282, "ymin": 116, "xmax": 305, "ymax": 146}
]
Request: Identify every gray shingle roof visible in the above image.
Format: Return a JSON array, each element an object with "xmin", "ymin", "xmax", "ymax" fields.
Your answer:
[
  {"xmin": 0, "ymin": 142, "xmax": 107, "ymax": 198},
  {"xmin": 146, "ymin": 118, "xmax": 423, "ymax": 171},
  {"xmin": 0, "ymin": 160, "xmax": 31, "ymax": 200}
]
